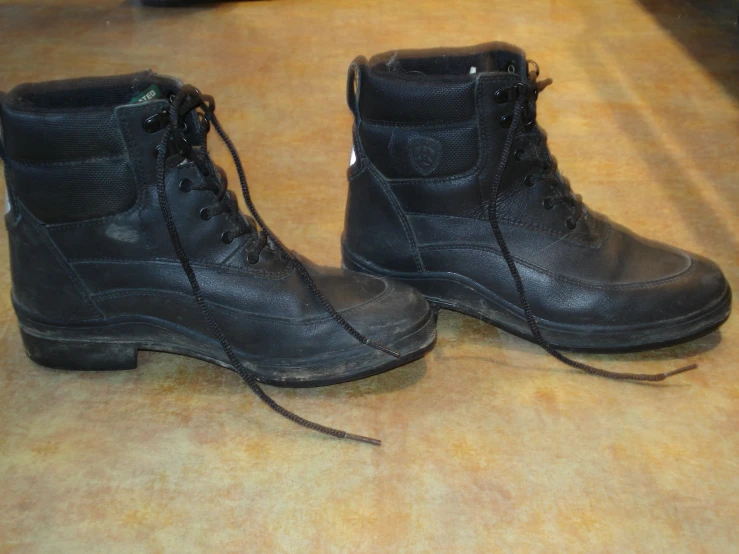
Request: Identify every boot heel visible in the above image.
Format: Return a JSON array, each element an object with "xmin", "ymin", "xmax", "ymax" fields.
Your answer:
[{"xmin": 20, "ymin": 330, "xmax": 138, "ymax": 371}]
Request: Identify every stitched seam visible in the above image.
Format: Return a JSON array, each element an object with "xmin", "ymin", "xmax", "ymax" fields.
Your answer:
[
  {"xmin": 388, "ymin": 166, "xmax": 479, "ymax": 185},
  {"xmin": 70, "ymin": 258, "xmax": 295, "ymax": 279},
  {"xmin": 405, "ymin": 211, "xmax": 607, "ymax": 249},
  {"xmin": 92, "ymin": 279, "xmax": 395, "ymax": 323},
  {"xmin": 20, "ymin": 205, "xmax": 104, "ymax": 317},
  {"xmin": 347, "ymin": 125, "xmax": 365, "ymax": 178},
  {"xmin": 6, "ymin": 155, "xmax": 127, "ymax": 168},
  {"xmin": 360, "ymin": 118, "xmax": 478, "ymax": 130},
  {"xmin": 355, "ymin": 128, "xmax": 425, "ymax": 272},
  {"xmin": 368, "ymin": 162, "xmax": 425, "ymax": 272},
  {"xmin": 420, "ymin": 244, "xmax": 697, "ymax": 290},
  {"xmin": 118, "ymin": 108, "xmax": 155, "ymax": 255}
]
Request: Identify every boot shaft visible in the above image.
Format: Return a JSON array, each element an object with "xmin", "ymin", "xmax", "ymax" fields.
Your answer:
[
  {"xmin": 0, "ymin": 72, "xmax": 187, "ymax": 224},
  {"xmin": 349, "ymin": 43, "xmax": 528, "ymax": 189},
  {"xmin": 343, "ymin": 43, "xmax": 535, "ymax": 272},
  {"xmin": 0, "ymin": 72, "xmax": 283, "ymax": 321}
]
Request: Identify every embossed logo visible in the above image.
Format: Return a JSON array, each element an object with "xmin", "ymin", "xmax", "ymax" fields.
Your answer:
[{"xmin": 408, "ymin": 137, "xmax": 442, "ymax": 176}]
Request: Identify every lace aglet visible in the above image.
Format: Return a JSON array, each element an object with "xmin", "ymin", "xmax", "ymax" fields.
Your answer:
[
  {"xmin": 662, "ymin": 363, "xmax": 698, "ymax": 379},
  {"xmin": 344, "ymin": 433, "xmax": 382, "ymax": 446},
  {"xmin": 365, "ymin": 339, "xmax": 401, "ymax": 358}
]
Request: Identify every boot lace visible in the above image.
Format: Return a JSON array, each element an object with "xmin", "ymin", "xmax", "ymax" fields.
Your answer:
[
  {"xmin": 154, "ymin": 85, "xmax": 400, "ymax": 444},
  {"xmin": 488, "ymin": 64, "xmax": 697, "ymax": 382}
]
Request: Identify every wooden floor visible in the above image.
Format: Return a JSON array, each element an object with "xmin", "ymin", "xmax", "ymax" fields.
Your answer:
[{"xmin": 0, "ymin": 1, "xmax": 737, "ymax": 552}]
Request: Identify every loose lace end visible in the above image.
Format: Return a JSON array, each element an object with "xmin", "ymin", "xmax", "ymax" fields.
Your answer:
[
  {"xmin": 344, "ymin": 433, "xmax": 382, "ymax": 446},
  {"xmin": 365, "ymin": 339, "xmax": 401, "ymax": 358},
  {"xmin": 662, "ymin": 363, "xmax": 698, "ymax": 379}
]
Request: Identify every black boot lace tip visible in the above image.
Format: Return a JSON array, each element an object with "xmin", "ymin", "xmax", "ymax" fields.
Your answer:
[
  {"xmin": 662, "ymin": 363, "xmax": 698, "ymax": 379},
  {"xmin": 344, "ymin": 433, "xmax": 382, "ymax": 446}
]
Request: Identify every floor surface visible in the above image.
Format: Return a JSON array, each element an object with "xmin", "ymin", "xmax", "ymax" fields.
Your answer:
[{"xmin": 0, "ymin": 0, "xmax": 737, "ymax": 552}]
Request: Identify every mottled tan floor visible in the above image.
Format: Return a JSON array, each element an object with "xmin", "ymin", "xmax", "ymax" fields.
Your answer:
[{"xmin": 0, "ymin": 0, "xmax": 737, "ymax": 552}]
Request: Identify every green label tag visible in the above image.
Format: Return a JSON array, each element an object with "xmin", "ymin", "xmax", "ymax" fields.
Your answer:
[{"xmin": 129, "ymin": 84, "xmax": 164, "ymax": 104}]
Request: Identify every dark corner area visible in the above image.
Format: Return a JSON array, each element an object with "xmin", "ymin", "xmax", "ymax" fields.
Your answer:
[{"xmin": 636, "ymin": 0, "xmax": 738, "ymax": 99}]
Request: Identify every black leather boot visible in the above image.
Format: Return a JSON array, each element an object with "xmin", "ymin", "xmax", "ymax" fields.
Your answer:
[
  {"xmin": 0, "ymin": 72, "xmax": 436, "ymax": 443},
  {"xmin": 342, "ymin": 43, "xmax": 730, "ymax": 378}
]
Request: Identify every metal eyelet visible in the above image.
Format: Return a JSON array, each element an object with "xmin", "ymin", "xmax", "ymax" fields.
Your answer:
[
  {"xmin": 527, "ymin": 60, "xmax": 540, "ymax": 78},
  {"xmin": 507, "ymin": 63, "xmax": 516, "ymax": 74},
  {"xmin": 143, "ymin": 117, "xmax": 160, "ymax": 133},
  {"xmin": 221, "ymin": 231, "xmax": 233, "ymax": 244},
  {"xmin": 179, "ymin": 179, "xmax": 192, "ymax": 192},
  {"xmin": 493, "ymin": 89, "xmax": 507, "ymax": 103},
  {"xmin": 247, "ymin": 252, "xmax": 260, "ymax": 264},
  {"xmin": 174, "ymin": 135, "xmax": 191, "ymax": 157},
  {"xmin": 500, "ymin": 114, "xmax": 512, "ymax": 128},
  {"xmin": 524, "ymin": 175, "xmax": 535, "ymax": 187},
  {"xmin": 143, "ymin": 109, "xmax": 168, "ymax": 134},
  {"xmin": 543, "ymin": 198, "xmax": 554, "ymax": 210},
  {"xmin": 200, "ymin": 207, "xmax": 211, "ymax": 220},
  {"xmin": 565, "ymin": 217, "xmax": 577, "ymax": 230},
  {"xmin": 514, "ymin": 149, "xmax": 525, "ymax": 161}
]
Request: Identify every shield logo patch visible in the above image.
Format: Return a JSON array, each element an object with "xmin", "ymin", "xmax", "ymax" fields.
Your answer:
[{"xmin": 408, "ymin": 137, "xmax": 442, "ymax": 176}]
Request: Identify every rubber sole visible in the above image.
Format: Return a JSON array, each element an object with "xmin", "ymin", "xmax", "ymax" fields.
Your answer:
[
  {"xmin": 342, "ymin": 248, "xmax": 731, "ymax": 353},
  {"xmin": 17, "ymin": 308, "xmax": 437, "ymax": 388}
]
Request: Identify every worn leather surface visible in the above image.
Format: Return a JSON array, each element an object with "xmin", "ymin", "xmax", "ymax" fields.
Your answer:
[
  {"xmin": 346, "ymin": 44, "xmax": 731, "ymax": 329},
  {"xmin": 0, "ymin": 1, "xmax": 737, "ymax": 552},
  {"xmin": 2, "ymin": 76, "xmax": 431, "ymax": 360}
]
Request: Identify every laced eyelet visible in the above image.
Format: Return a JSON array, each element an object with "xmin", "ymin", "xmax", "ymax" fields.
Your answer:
[
  {"xmin": 524, "ymin": 175, "xmax": 535, "ymax": 187},
  {"xmin": 179, "ymin": 179, "xmax": 192, "ymax": 192},
  {"xmin": 174, "ymin": 135, "xmax": 191, "ymax": 157},
  {"xmin": 143, "ymin": 117, "xmax": 160, "ymax": 133},
  {"xmin": 200, "ymin": 207, "xmax": 211, "ymax": 220},
  {"xmin": 514, "ymin": 149, "xmax": 525, "ymax": 161},
  {"xmin": 543, "ymin": 198, "xmax": 554, "ymax": 210},
  {"xmin": 565, "ymin": 217, "xmax": 577, "ymax": 230},
  {"xmin": 500, "ymin": 114, "xmax": 512, "ymax": 128},
  {"xmin": 221, "ymin": 231, "xmax": 233, "ymax": 244},
  {"xmin": 143, "ymin": 109, "xmax": 168, "ymax": 134}
]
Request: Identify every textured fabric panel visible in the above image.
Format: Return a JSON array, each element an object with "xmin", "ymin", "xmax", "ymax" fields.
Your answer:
[
  {"xmin": 359, "ymin": 121, "xmax": 479, "ymax": 179},
  {"xmin": 1, "ymin": 105, "xmax": 125, "ymax": 163},
  {"xmin": 4, "ymin": 71, "xmax": 178, "ymax": 110},
  {"xmin": 9, "ymin": 157, "xmax": 137, "ymax": 224},
  {"xmin": 358, "ymin": 69, "xmax": 476, "ymax": 124}
]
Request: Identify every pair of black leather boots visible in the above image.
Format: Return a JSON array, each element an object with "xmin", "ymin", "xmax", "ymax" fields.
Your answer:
[{"xmin": 0, "ymin": 43, "xmax": 730, "ymax": 443}]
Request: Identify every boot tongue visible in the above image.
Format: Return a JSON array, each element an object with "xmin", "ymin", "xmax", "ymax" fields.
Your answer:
[
  {"xmin": 129, "ymin": 83, "xmax": 166, "ymax": 104},
  {"xmin": 126, "ymin": 71, "xmax": 183, "ymax": 105},
  {"xmin": 125, "ymin": 73, "xmax": 205, "ymax": 148}
]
